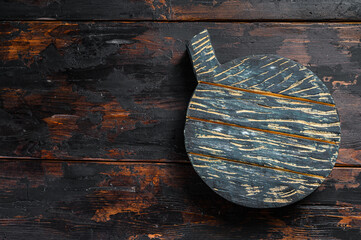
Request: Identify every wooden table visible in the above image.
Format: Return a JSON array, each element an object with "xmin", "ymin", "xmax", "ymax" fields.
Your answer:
[{"xmin": 0, "ymin": 1, "xmax": 361, "ymax": 239}]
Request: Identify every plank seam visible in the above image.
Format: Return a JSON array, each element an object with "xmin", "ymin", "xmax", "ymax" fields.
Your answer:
[
  {"xmin": 199, "ymin": 81, "xmax": 335, "ymax": 107},
  {"xmin": 3, "ymin": 19, "xmax": 361, "ymax": 23},
  {"xmin": 188, "ymin": 152, "xmax": 325, "ymax": 179},
  {"xmin": 0, "ymin": 158, "xmax": 357, "ymax": 168},
  {"xmin": 187, "ymin": 116, "xmax": 338, "ymax": 145}
]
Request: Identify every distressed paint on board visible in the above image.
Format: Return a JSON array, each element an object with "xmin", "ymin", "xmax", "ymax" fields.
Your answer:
[{"xmin": 184, "ymin": 30, "xmax": 341, "ymax": 208}]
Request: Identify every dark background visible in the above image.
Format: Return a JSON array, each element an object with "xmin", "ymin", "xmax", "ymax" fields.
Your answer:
[{"xmin": 0, "ymin": 0, "xmax": 361, "ymax": 239}]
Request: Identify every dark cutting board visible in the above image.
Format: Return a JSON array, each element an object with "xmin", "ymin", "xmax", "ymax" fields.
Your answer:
[{"xmin": 184, "ymin": 29, "xmax": 341, "ymax": 208}]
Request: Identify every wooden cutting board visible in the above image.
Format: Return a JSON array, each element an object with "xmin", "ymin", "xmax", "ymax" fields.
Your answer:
[{"xmin": 184, "ymin": 29, "xmax": 341, "ymax": 208}]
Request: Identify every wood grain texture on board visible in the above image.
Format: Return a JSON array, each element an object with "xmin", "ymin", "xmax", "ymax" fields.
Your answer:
[
  {"xmin": 184, "ymin": 29, "xmax": 340, "ymax": 208},
  {"xmin": 0, "ymin": 0, "xmax": 361, "ymax": 20},
  {"xmin": 0, "ymin": 21, "xmax": 361, "ymax": 166},
  {"xmin": 0, "ymin": 159, "xmax": 359, "ymax": 239}
]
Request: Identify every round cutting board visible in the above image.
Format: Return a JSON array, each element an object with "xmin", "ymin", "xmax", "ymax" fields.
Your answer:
[{"xmin": 184, "ymin": 29, "xmax": 341, "ymax": 208}]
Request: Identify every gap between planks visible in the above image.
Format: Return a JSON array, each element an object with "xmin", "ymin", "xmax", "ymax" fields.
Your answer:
[
  {"xmin": 199, "ymin": 81, "xmax": 335, "ymax": 107},
  {"xmin": 187, "ymin": 116, "xmax": 338, "ymax": 145},
  {"xmin": 3, "ymin": 19, "xmax": 361, "ymax": 24},
  {"xmin": 0, "ymin": 157, "xmax": 358, "ymax": 169},
  {"xmin": 0, "ymin": 156, "xmax": 190, "ymax": 165},
  {"xmin": 188, "ymin": 152, "xmax": 325, "ymax": 179}
]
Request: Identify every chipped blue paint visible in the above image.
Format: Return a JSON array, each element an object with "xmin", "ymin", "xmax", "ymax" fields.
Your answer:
[{"xmin": 184, "ymin": 29, "xmax": 341, "ymax": 208}]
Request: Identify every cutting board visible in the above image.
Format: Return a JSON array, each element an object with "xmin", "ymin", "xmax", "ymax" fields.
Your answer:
[{"xmin": 184, "ymin": 29, "xmax": 341, "ymax": 208}]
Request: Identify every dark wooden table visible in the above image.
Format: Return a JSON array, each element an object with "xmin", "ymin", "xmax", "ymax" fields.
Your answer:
[{"xmin": 0, "ymin": 1, "xmax": 361, "ymax": 239}]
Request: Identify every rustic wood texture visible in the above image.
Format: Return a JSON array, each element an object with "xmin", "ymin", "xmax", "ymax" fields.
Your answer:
[
  {"xmin": 1, "ymin": 19, "xmax": 361, "ymax": 238},
  {"xmin": 0, "ymin": 21, "xmax": 360, "ymax": 166},
  {"xmin": 184, "ymin": 30, "xmax": 340, "ymax": 207},
  {"xmin": 0, "ymin": 0, "xmax": 361, "ymax": 21},
  {"xmin": 0, "ymin": 160, "xmax": 359, "ymax": 239}
]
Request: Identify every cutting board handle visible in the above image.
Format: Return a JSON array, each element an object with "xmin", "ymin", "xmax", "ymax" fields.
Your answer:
[{"xmin": 186, "ymin": 29, "xmax": 220, "ymax": 81}]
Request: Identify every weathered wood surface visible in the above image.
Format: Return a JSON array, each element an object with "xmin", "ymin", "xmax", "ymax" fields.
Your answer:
[
  {"xmin": 0, "ymin": 159, "xmax": 359, "ymax": 239},
  {"xmin": 184, "ymin": 30, "xmax": 340, "ymax": 207},
  {"xmin": 1, "ymin": 0, "xmax": 361, "ymax": 21},
  {"xmin": 0, "ymin": 2, "xmax": 361, "ymax": 237},
  {"xmin": 0, "ymin": 21, "xmax": 360, "ymax": 166}
]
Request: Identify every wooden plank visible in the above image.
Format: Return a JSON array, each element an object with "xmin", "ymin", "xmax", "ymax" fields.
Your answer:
[
  {"xmin": 0, "ymin": 160, "xmax": 359, "ymax": 239},
  {"xmin": 0, "ymin": 0, "xmax": 171, "ymax": 21},
  {"xmin": 186, "ymin": 118, "xmax": 338, "ymax": 176},
  {"xmin": 187, "ymin": 83, "xmax": 340, "ymax": 142},
  {"xmin": 0, "ymin": 0, "xmax": 361, "ymax": 21},
  {"xmin": 0, "ymin": 21, "xmax": 361, "ymax": 166},
  {"xmin": 170, "ymin": 0, "xmax": 361, "ymax": 21}
]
